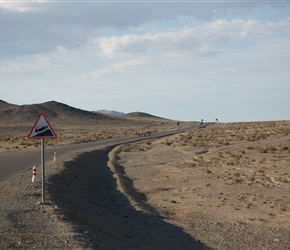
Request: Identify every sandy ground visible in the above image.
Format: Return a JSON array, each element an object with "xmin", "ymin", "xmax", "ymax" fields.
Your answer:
[{"xmin": 1, "ymin": 121, "xmax": 290, "ymax": 249}]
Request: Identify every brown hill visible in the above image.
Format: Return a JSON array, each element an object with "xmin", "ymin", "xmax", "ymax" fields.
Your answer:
[
  {"xmin": 0, "ymin": 100, "xmax": 18, "ymax": 109},
  {"xmin": 0, "ymin": 100, "xmax": 117, "ymax": 125},
  {"xmin": 0, "ymin": 101, "xmax": 171, "ymax": 126}
]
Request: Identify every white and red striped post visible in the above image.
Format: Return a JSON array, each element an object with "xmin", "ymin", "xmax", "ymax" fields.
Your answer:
[
  {"xmin": 54, "ymin": 152, "xmax": 56, "ymax": 162},
  {"xmin": 32, "ymin": 166, "xmax": 37, "ymax": 182}
]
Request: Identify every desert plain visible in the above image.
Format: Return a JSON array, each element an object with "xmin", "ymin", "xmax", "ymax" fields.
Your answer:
[{"xmin": 0, "ymin": 101, "xmax": 290, "ymax": 249}]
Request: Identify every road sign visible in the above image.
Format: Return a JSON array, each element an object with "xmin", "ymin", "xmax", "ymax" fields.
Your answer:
[
  {"xmin": 28, "ymin": 113, "xmax": 57, "ymax": 203},
  {"xmin": 28, "ymin": 113, "xmax": 57, "ymax": 139}
]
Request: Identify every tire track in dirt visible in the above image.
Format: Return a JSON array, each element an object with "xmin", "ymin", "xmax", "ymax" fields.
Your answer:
[{"xmin": 107, "ymin": 145, "xmax": 160, "ymax": 216}]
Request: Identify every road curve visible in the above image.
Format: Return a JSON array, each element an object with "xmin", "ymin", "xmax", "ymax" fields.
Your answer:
[{"xmin": 0, "ymin": 123, "xmax": 210, "ymax": 187}]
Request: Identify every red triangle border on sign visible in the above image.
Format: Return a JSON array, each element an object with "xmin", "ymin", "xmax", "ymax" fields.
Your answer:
[{"xmin": 28, "ymin": 113, "xmax": 57, "ymax": 139}]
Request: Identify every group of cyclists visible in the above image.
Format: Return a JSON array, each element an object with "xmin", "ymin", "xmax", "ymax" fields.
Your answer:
[{"xmin": 136, "ymin": 131, "xmax": 152, "ymax": 137}]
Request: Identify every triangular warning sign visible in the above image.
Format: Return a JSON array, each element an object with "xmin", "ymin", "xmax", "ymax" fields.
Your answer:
[{"xmin": 28, "ymin": 113, "xmax": 57, "ymax": 139}]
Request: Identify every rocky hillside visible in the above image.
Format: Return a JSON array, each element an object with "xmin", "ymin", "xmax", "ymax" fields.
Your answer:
[
  {"xmin": 0, "ymin": 100, "xmax": 117, "ymax": 125},
  {"xmin": 0, "ymin": 100, "xmax": 172, "ymax": 126}
]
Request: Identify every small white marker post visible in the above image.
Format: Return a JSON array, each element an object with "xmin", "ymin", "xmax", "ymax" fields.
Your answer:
[
  {"xmin": 32, "ymin": 166, "xmax": 37, "ymax": 182},
  {"xmin": 28, "ymin": 113, "xmax": 57, "ymax": 203},
  {"xmin": 54, "ymin": 152, "xmax": 56, "ymax": 162}
]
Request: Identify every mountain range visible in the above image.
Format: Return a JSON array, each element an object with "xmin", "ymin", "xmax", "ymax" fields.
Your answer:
[{"xmin": 0, "ymin": 100, "xmax": 170, "ymax": 126}]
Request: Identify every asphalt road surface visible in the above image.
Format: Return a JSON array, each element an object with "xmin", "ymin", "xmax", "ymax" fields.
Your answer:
[{"xmin": 0, "ymin": 123, "xmax": 209, "ymax": 188}]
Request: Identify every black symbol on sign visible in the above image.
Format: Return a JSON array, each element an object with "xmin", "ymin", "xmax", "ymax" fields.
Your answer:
[{"xmin": 34, "ymin": 125, "xmax": 53, "ymax": 137}]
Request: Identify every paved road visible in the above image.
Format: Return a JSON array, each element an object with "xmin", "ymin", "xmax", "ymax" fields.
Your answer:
[{"xmin": 0, "ymin": 123, "xmax": 209, "ymax": 187}]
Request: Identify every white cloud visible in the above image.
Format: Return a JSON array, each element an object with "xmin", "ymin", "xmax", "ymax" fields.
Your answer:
[
  {"xmin": 0, "ymin": 45, "xmax": 76, "ymax": 75},
  {"xmin": 56, "ymin": 45, "xmax": 69, "ymax": 54},
  {"xmin": 0, "ymin": 3, "xmax": 31, "ymax": 12},
  {"xmin": 94, "ymin": 18, "xmax": 290, "ymax": 58},
  {"xmin": 1, "ymin": 2, "xmax": 289, "ymax": 59},
  {"xmin": 207, "ymin": 66, "xmax": 258, "ymax": 76},
  {"xmin": 82, "ymin": 57, "xmax": 156, "ymax": 78},
  {"xmin": 0, "ymin": 56, "xmax": 52, "ymax": 75},
  {"xmin": 0, "ymin": 1, "xmax": 43, "ymax": 12}
]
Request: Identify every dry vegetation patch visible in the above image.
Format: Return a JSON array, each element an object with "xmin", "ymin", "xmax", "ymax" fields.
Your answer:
[
  {"xmin": 0, "ymin": 120, "xmax": 181, "ymax": 153},
  {"xmin": 117, "ymin": 121, "xmax": 290, "ymax": 230}
]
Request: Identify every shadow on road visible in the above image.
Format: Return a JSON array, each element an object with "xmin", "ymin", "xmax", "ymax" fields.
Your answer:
[{"xmin": 47, "ymin": 148, "xmax": 212, "ymax": 249}]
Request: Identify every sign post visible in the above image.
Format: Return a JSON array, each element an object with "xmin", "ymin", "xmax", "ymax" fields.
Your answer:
[
  {"xmin": 28, "ymin": 113, "xmax": 57, "ymax": 203},
  {"xmin": 41, "ymin": 139, "xmax": 45, "ymax": 203}
]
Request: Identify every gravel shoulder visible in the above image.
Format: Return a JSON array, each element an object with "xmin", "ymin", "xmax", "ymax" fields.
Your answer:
[{"xmin": 0, "ymin": 147, "xmax": 207, "ymax": 249}]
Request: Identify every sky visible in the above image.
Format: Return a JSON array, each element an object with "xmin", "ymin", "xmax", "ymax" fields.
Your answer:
[{"xmin": 1, "ymin": 1, "xmax": 290, "ymax": 122}]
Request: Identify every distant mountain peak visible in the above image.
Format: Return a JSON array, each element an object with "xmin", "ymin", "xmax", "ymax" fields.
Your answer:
[
  {"xmin": 124, "ymin": 112, "xmax": 165, "ymax": 119},
  {"xmin": 96, "ymin": 109, "xmax": 125, "ymax": 117}
]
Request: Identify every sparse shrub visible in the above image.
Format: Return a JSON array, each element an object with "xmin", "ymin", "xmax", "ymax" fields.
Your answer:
[
  {"xmin": 233, "ymin": 178, "xmax": 243, "ymax": 184},
  {"xmin": 226, "ymin": 160, "xmax": 235, "ymax": 166},
  {"xmin": 184, "ymin": 162, "xmax": 196, "ymax": 168},
  {"xmin": 206, "ymin": 169, "xmax": 213, "ymax": 174},
  {"xmin": 277, "ymin": 176, "xmax": 289, "ymax": 183},
  {"xmin": 246, "ymin": 203, "xmax": 252, "ymax": 208},
  {"xmin": 248, "ymin": 176, "xmax": 255, "ymax": 182},
  {"xmin": 257, "ymin": 147, "xmax": 268, "ymax": 153},
  {"xmin": 267, "ymin": 146, "xmax": 277, "ymax": 153},
  {"xmin": 122, "ymin": 145, "xmax": 132, "ymax": 152}
]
